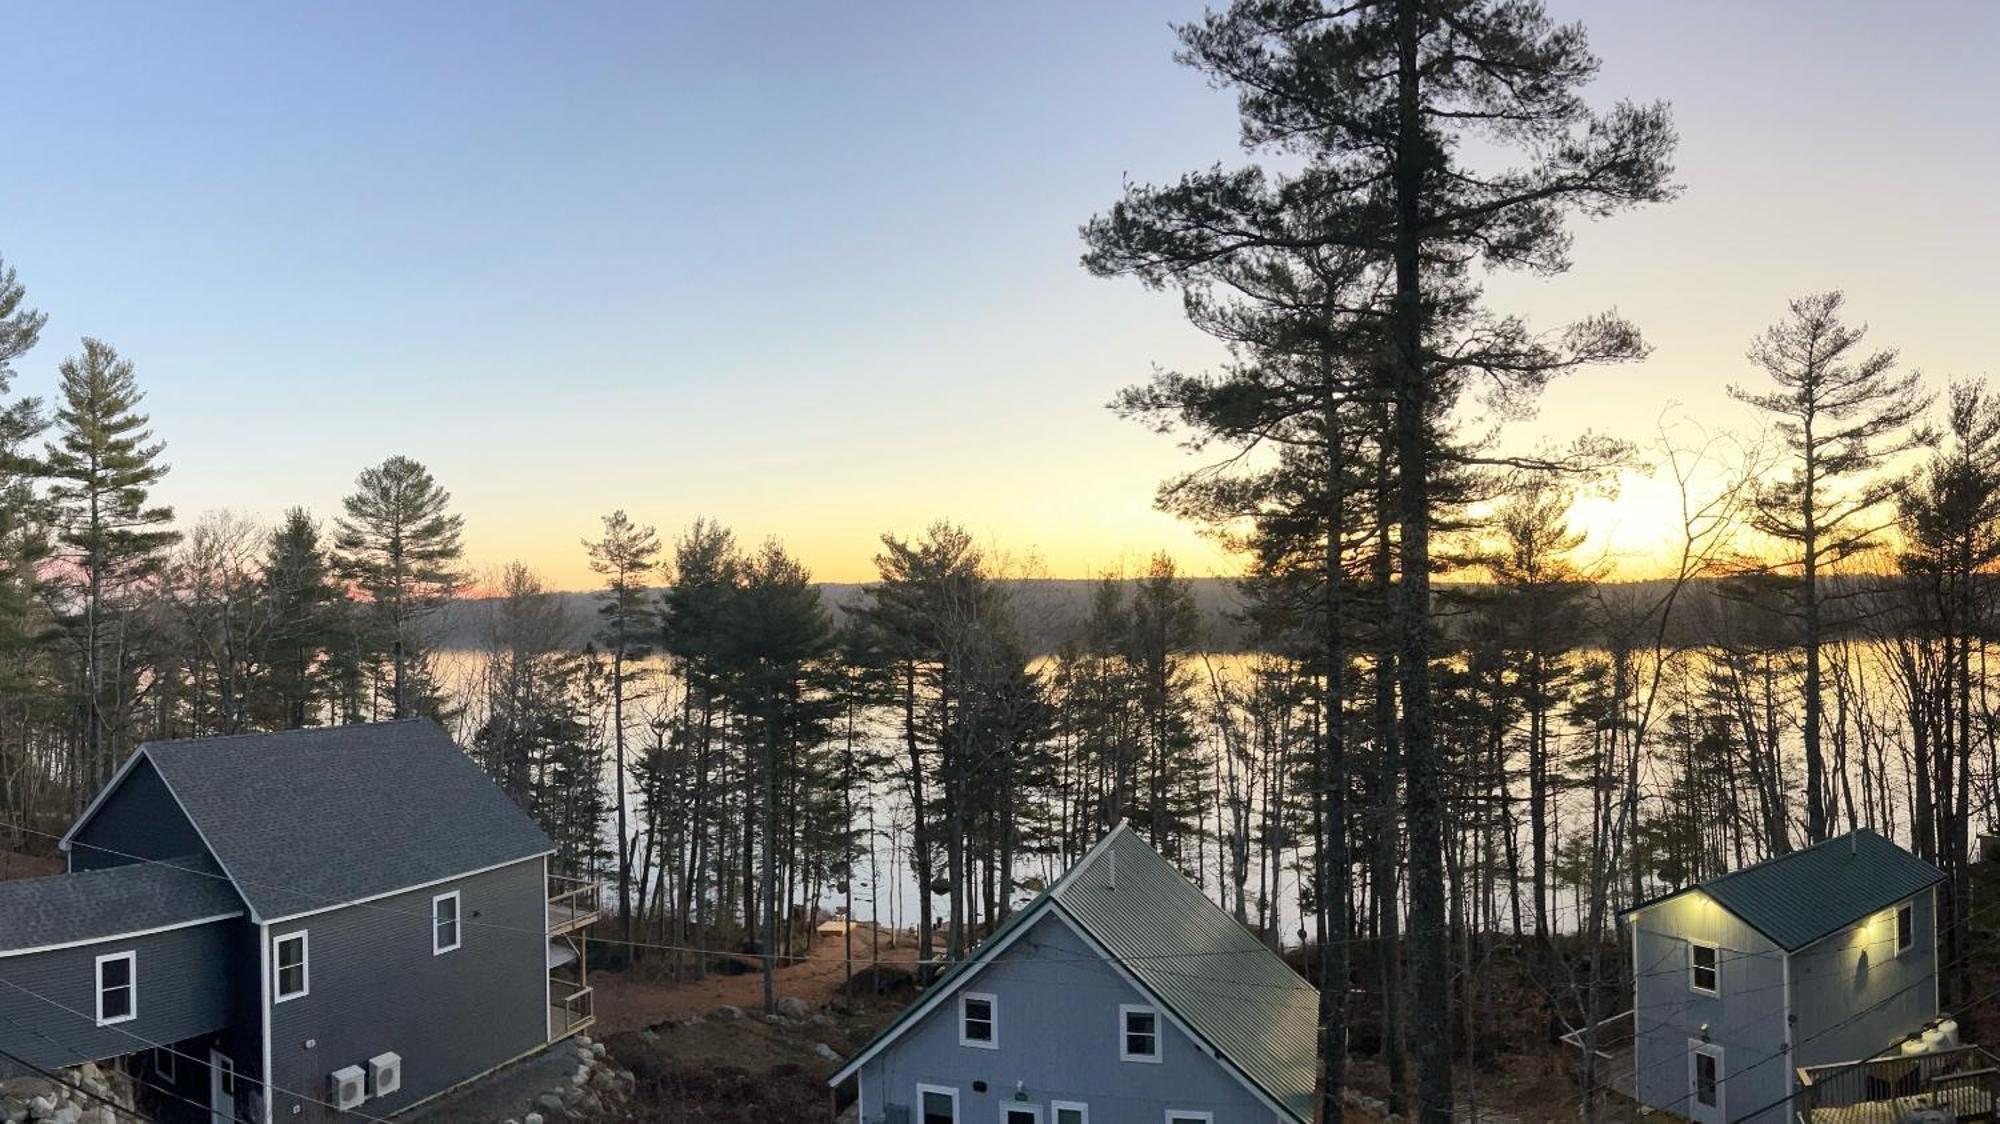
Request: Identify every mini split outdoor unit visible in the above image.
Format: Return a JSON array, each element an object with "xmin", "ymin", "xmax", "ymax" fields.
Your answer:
[
  {"xmin": 369, "ymin": 1053, "xmax": 402, "ymax": 1098},
  {"xmin": 329, "ymin": 1066, "xmax": 367, "ymax": 1112}
]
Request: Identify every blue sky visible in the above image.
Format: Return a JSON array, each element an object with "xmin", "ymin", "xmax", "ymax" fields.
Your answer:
[{"xmin": 3, "ymin": 1, "xmax": 1994, "ymax": 584}]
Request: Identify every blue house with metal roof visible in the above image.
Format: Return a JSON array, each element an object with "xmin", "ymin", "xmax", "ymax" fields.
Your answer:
[
  {"xmin": 1618, "ymin": 829, "xmax": 1948, "ymax": 1124},
  {"xmin": 0, "ymin": 720, "xmax": 601, "ymax": 1123},
  {"xmin": 829, "ymin": 823, "xmax": 1318, "ymax": 1124}
]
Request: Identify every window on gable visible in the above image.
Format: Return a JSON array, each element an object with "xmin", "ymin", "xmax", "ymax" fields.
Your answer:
[
  {"xmin": 274, "ymin": 931, "xmax": 309, "ymax": 1002},
  {"xmin": 96, "ymin": 951, "xmax": 136, "ymax": 1026},
  {"xmin": 1897, "ymin": 902, "xmax": 1915, "ymax": 954},
  {"xmin": 958, "ymin": 992, "xmax": 997, "ymax": 1048},
  {"xmin": 1689, "ymin": 942, "xmax": 1719, "ymax": 995},
  {"xmin": 1120, "ymin": 1004, "xmax": 1161, "ymax": 1062},
  {"xmin": 433, "ymin": 890, "xmax": 462, "ymax": 955}
]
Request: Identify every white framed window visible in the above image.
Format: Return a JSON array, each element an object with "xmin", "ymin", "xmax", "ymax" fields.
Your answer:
[
  {"xmin": 1689, "ymin": 942, "xmax": 1719, "ymax": 995},
  {"xmin": 917, "ymin": 1082, "xmax": 959, "ymax": 1124},
  {"xmin": 1120, "ymin": 1004, "xmax": 1161, "ymax": 1062},
  {"xmin": 958, "ymin": 992, "xmax": 997, "ymax": 1049},
  {"xmin": 273, "ymin": 930, "xmax": 309, "ymax": 1002},
  {"xmin": 152, "ymin": 1046, "xmax": 176, "ymax": 1083},
  {"xmin": 1897, "ymin": 902, "xmax": 1915, "ymax": 955},
  {"xmin": 95, "ymin": 951, "xmax": 136, "ymax": 1026},
  {"xmin": 1166, "ymin": 1113, "xmax": 1214, "ymax": 1124},
  {"xmin": 432, "ymin": 890, "xmax": 462, "ymax": 955},
  {"xmin": 1052, "ymin": 1102, "xmax": 1089, "ymax": 1124}
]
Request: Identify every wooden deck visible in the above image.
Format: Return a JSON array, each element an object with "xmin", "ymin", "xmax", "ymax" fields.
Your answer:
[
  {"xmin": 1798, "ymin": 1044, "xmax": 2000, "ymax": 1124},
  {"xmin": 1560, "ymin": 1009, "xmax": 1637, "ymax": 1105}
]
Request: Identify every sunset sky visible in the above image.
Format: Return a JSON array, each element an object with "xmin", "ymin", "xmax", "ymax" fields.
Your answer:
[{"xmin": 2, "ymin": 1, "xmax": 1993, "ymax": 589}]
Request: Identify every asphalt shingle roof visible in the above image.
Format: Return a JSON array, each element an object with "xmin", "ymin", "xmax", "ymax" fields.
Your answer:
[
  {"xmin": 0, "ymin": 854, "xmax": 243, "ymax": 951},
  {"xmin": 136, "ymin": 720, "xmax": 554, "ymax": 921},
  {"xmin": 1631, "ymin": 828, "xmax": 1943, "ymax": 950}
]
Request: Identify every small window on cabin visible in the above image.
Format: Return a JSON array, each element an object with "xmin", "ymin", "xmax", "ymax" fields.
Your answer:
[
  {"xmin": 274, "ymin": 931, "xmax": 309, "ymax": 1002},
  {"xmin": 1898, "ymin": 902, "xmax": 1915, "ymax": 954},
  {"xmin": 433, "ymin": 890, "xmax": 462, "ymax": 955},
  {"xmin": 96, "ymin": 951, "xmax": 136, "ymax": 1025},
  {"xmin": 958, "ymin": 992, "xmax": 997, "ymax": 1048},
  {"xmin": 1052, "ymin": 1102, "xmax": 1088, "ymax": 1124},
  {"xmin": 1690, "ymin": 943, "xmax": 1719, "ymax": 995},
  {"xmin": 918, "ymin": 1084, "xmax": 959, "ymax": 1124},
  {"xmin": 153, "ymin": 1047, "xmax": 176, "ymax": 1083},
  {"xmin": 1120, "ymin": 1005, "xmax": 1161, "ymax": 1061}
]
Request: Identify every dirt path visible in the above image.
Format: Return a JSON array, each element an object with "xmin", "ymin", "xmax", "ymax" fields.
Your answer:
[{"xmin": 591, "ymin": 925, "xmax": 920, "ymax": 1034}]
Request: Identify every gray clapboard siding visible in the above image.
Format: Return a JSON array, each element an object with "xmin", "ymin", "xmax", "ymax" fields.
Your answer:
[
  {"xmin": 67, "ymin": 756, "xmax": 207, "ymax": 872},
  {"xmin": 1789, "ymin": 887, "xmax": 1937, "ymax": 1067},
  {"xmin": 859, "ymin": 909, "xmax": 1275, "ymax": 1124},
  {"xmin": 0, "ymin": 919, "xmax": 236, "ymax": 1074},
  {"xmin": 264, "ymin": 856, "xmax": 548, "ymax": 1122}
]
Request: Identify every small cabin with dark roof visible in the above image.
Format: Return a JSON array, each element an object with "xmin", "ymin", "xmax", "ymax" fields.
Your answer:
[
  {"xmin": 830, "ymin": 823, "xmax": 1319, "ymax": 1124},
  {"xmin": 1606, "ymin": 829, "xmax": 1977, "ymax": 1124},
  {"xmin": 0, "ymin": 720, "xmax": 601, "ymax": 1123}
]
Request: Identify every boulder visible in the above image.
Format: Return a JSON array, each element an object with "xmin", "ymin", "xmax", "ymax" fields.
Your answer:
[
  {"xmin": 775, "ymin": 996, "xmax": 810, "ymax": 1019},
  {"xmin": 711, "ymin": 1005, "xmax": 741, "ymax": 1021},
  {"xmin": 535, "ymin": 1092, "xmax": 565, "ymax": 1113},
  {"xmin": 814, "ymin": 1043, "xmax": 841, "ymax": 1063},
  {"xmin": 525, "ymin": 1115, "xmax": 544, "ymax": 1124},
  {"xmin": 1, "ymin": 1096, "xmax": 29, "ymax": 1124},
  {"xmin": 590, "ymin": 1042, "xmax": 606, "ymax": 1058}
]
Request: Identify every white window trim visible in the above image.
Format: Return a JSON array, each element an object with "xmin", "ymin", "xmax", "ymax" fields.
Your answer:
[
  {"xmin": 1165, "ymin": 1113, "xmax": 1215, "ymax": 1124},
  {"xmin": 1689, "ymin": 1039, "xmax": 1725, "ymax": 1118},
  {"xmin": 1119, "ymin": 1003, "xmax": 1162, "ymax": 1063},
  {"xmin": 958, "ymin": 991, "xmax": 998, "ymax": 1050},
  {"xmin": 1051, "ymin": 1102, "xmax": 1090, "ymax": 1124},
  {"xmin": 273, "ymin": 930, "xmax": 310, "ymax": 1003},
  {"xmin": 153, "ymin": 1046, "xmax": 175, "ymax": 1083},
  {"xmin": 1897, "ymin": 902, "xmax": 1915, "ymax": 955},
  {"xmin": 95, "ymin": 951, "xmax": 137, "ymax": 1026},
  {"xmin": 1688, "ymin": 942, "xmax": 1720, "ymax": 996},
  {"xmin": 433, "ymin": 890, "xmax": 462, "ymax": 955},
  {"xmin": 916, "ymin": 1082, "xmax": 960, "ymax": 1124}
]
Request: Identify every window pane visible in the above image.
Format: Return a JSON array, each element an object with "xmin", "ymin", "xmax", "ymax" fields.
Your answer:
[
  {"xmin": 1899, "ymin": 906, "xmax": 1913, "ymax": 947},
  {"xmin": 1005, "ymin": 1111, "xmax": 1037, "ymax": 1124},
  {"xmin": 1696, "ymin": 1054, "xmax": 1717, "ymax": 1105},
  {"xmin": 1056, "ymin": 1111, "xmax": 1084, "ymax": 1124},
  {"xmin": 921, "ymin": 1090, "xmax": 955, "ymax": 1124},
  {"xmin": 103, "ymin": 986, "xmax": 131, "ymax": 1020},
  {"xmin": 103, "ymin": 959, "xmax": 130, "ymax": 989}
]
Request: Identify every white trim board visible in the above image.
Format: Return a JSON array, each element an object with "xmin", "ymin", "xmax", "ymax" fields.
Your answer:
[{"xmin": 0, "ymin": 913, "xmax": 245, "ymax": 959}]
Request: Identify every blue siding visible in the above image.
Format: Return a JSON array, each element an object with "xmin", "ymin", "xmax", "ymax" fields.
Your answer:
[
  {"xmin": 0, "ymin": 919, "xmax": 236, "ymax": 1073},
  {"xmin": 1630, "ymin": 891, "xmax": 1790, "ymax": 1124},
  {"xmin": 69, "ymin": 757, "xmax": 208, "ymax": 872},
  {"xmin": 264, "ymin": 858, "xmax": 548, "ymax": 1122},
  {"xmin": 856, "ymin": 909, "xmax": 1279, "ymax": 1124},
  {"xmin": 1789, "ymin": 887, "xmax": 1937, "ymax": 1067}
]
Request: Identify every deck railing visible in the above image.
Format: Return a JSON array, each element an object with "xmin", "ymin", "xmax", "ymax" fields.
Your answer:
[
  {"xmin": 550, "ymin": 976, "xmax": 594, "ymax": 1038},
  {"xmin": 1796, "ymin": 1044, "xmax": 2000, "ymax": 1123},
  {"xmin": 548, "ymin": 874, "xmax": 602, "ymax": 936}
]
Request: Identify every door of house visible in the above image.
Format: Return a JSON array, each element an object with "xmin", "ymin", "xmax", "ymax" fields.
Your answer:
[
  {"xmin": 1688, "ymin": 1040, "xmax": 1724, "ymax": 1124},
  {"xmin": 1002, "ymin": 1107, "xmax": 1042, "ymax": 1124},
  {"xmin": 209, "ymin": 1049, "xmax": 235, "ymax": 1124}
]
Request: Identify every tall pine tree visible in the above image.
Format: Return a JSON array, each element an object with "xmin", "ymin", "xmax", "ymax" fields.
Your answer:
[
  {"xmin": 333, "ymin": 455, "xmax": 464, "ymax": 720},
  {"xmin": 584, "ymin": 510, "xmax": 662, "ymax": 946}
]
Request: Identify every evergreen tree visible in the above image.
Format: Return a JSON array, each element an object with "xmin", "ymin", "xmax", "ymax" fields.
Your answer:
[
  {"xmin": 258, "ymin": 508, "xmax": 343, "ymax": 729},
  {"xmin": 45, "ymin": 338, "xmax": 178, "ymax": 792},
  {"xmin": 333, "ymin": 455, "xmax": 465, "ymax": 720},
  {"xmin": 584, "ymin": 510, "xmax": 662, "ymax": 947},
  {"xmin": 1730, "ymin": 292, "xmax": 1931, "ymax": 842}
]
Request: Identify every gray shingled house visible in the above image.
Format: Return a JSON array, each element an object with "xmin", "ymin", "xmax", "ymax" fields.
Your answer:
[
  {"xmin": 830, "ymin": 823, "xmax": 1318, "ymax": 1124},
  {"xmin": 0, "ymin": 720, "xmax": 601, "ymax": 1123},
  {"xmin": 1614, "ymin": 829, "xmax": 1956, "ymax": 1124}
]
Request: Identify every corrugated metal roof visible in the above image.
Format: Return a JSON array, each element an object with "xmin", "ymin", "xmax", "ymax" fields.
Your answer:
[
  {"xmin": 830, "ymin": 824, "xmax": 1317, "ymax": 1121},
  {"xmin": 0, "ymin": 854, "xmax": 243, "ymax": 952},
  {"xmin": 1630, "ymin": 828, "xmax": 1943, "ymax": 950},
  {"xmin": 1055, "ymin": 825, "xmax": 1317, "ymax": 1122},
  {"xmin": 141, "ymin": 720, "xmax": 555, "ymax": 920}
]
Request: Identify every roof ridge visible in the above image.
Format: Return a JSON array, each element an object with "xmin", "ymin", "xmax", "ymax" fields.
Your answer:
[
  {"xmin": 139, "ymin": 718, "xmax": 429, "ymax": 753},
  {"xmin": 1699, "ymin": 826, "xmax": 1887, "ymax": 890}
]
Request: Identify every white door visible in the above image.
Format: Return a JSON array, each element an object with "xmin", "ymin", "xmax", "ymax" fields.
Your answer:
[
  {"xmin": 1688, "ymin": 1041, "xmax": 1724, "ymax": 1124},
  {"xmin": 209, "ymin": 1049, "xmax": 235, "ymax": 1124}
]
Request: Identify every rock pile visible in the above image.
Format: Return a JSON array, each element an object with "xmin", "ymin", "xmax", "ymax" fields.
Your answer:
[
  {"xmin": 0, "ymin": 1062, "xmax": 132, "ymax": 1124},
  {"xmin": 499, "ymin": 1035, "xmax": 636, "ymax": 1124}
]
